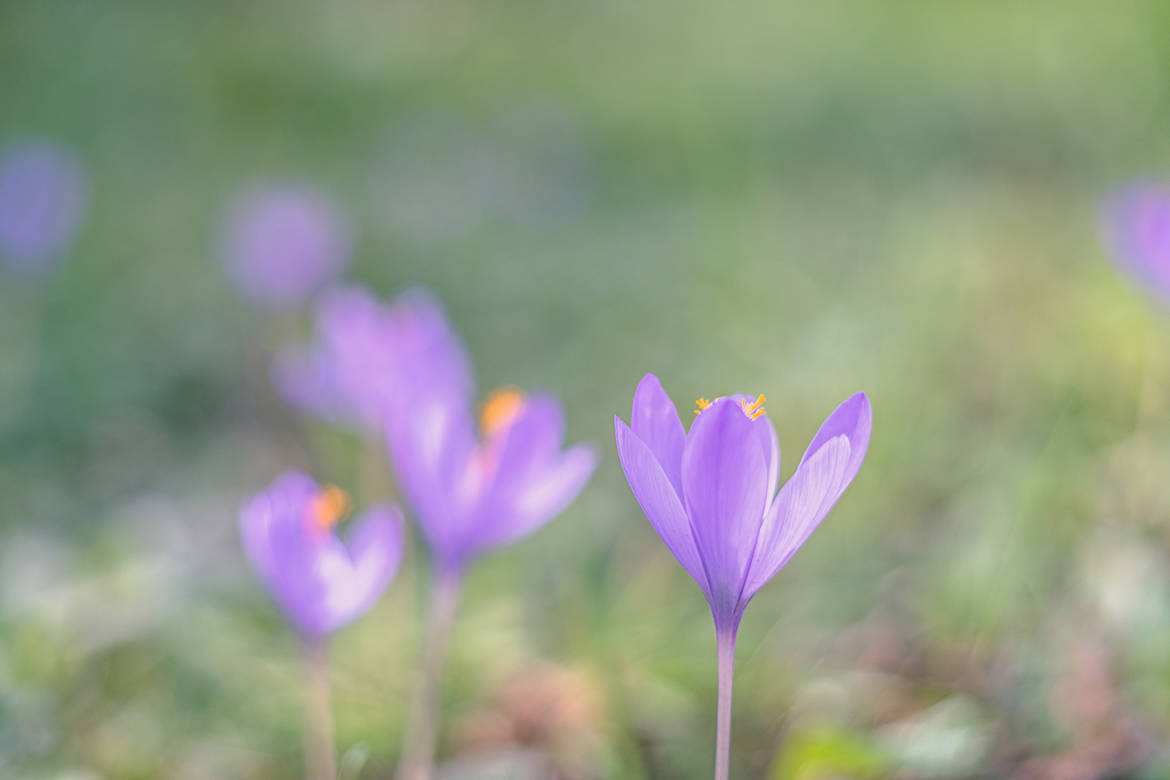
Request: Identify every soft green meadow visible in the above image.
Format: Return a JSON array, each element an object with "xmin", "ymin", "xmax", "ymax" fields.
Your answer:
[{"xmin": 2, "ymin": 1, "xmax": 1170, "ymax": 777}]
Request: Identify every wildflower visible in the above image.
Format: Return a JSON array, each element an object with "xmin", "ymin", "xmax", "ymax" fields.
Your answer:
[
  {"xmin": 614, "ymin": 374, "xmax": 871, "ymax": 780},
  {"xmin": 240, "ymin": 470, "xmax": 403, "ymax": 637},
  {"xmin": 272, "ymin": 286, "xmax": 470, "ymax": 432},
  {"xmin": 240, "ymin": 471, "xmax": 403, "ymax": 780},
  {"xmin": 0, "ymin": 140, "xmax": 88, "ymax": 273},
  {"xmin": 384, "ymin": 297, "xmax": 597, "ymax": 780},
  {"xmin": 220, "ymin": 184, "xmax": 351, "ymax": 307}
]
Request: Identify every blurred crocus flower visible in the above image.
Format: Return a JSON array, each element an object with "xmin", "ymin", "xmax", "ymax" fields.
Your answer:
[
  {"xmin": 385, "ymin": 354, "xmax": 598, "ymax": 577},
  {"xmin": 1101, "ymin": 181, "xmax": 1170, "ymax": 303},
  {"xmin": 272, "ymin": 286, "xmax": 471, "ymax": 432},
  {"xmin": 363, "ymin": 291, "xmax": 596, "ymax": 780},
  {"xmin": 0, "ymin": 140, "xmax": 89, "ymax": 273},
  {"xmin": 613, "ymin": 374, "xmax": 870, "ymax": 780},
  {"xmin": 220, "ymin": 184, "xmax": 352, "ymax": 308},
  {"xmin": 239, "ymin": 471, "xmax": 403, "ymax": 637}
]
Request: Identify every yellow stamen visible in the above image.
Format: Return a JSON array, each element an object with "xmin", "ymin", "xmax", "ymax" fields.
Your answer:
[
  {"xmin": 694, "ymin": 397, "xmax": 712, "ymax": 415},
  {"xmin": 481, "ymin": 387, "xmax": 527, "ymax": 435},
  {"xmin": 307, "ymin": 484, "xmax": 351, "ymax": 532},
  {"xmin": 741, "ymin": 393, "xmax": 767, "ymax": 419}
]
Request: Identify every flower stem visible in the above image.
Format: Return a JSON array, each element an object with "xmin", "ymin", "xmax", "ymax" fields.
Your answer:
[
  {"xmin": 714, "ymin": 625, "xmax": 737, "ymax": 780},
  {"xmin": 397, "ymin": 567, "xmax": 462, "ymax": 780},
  {"xmin": 303, "ymin": 636, "xmax": 336, "ymax": 780}
]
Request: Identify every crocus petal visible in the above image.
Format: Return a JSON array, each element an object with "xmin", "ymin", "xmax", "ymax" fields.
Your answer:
[
  {"xmin": 758, "ymin": 414, "xmax": 780, "ymax": 509},
  {"xmin": 615, "ymin": 417, "xmax": 710, "ymax": 598},
  {"xmin": 682, "ymin": 398, "xmax": 770, "ymax": 619},
  {"xmin": 630, "ymin": 374, "xmax": 686, "ymax": 496},
  {"xmin": 798, "ymin": 392, "xmax": 871, "ymax": 485},
  {"xmin": 385, "ymin": 393, "xmax": 478, "ymax": 566},
  {"xmin": 475, "ymin": 442, "xmax": 598, "ymax": 552},
  {"xmin": 488, "ymin": 394, "xmax": 565, "ymax": 496},
  {"xmin": 742, "ymin": 393, "xmax": 871, "ymax": 602},
  {"xmin": 741, "ymin": 436, "xmax": 851, "ymax": 602},
  {"xmin": 316, "ymin": 504, "xmax": 404, "ymax": 633}
]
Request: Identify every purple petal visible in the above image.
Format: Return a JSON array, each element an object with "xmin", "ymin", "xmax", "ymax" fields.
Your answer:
[
  {"xmin": 238, "ymin": 472, "xmax": 403, "ymax": 636},
  {"xmin": 475, "ymin": 442, "xmax": 598, "ymax": 552},
  {"xmin": 630, "ymin": 374, "xmax": 686, "ymax": 496},
  {"xmin": 681, "ymin": 398, "xmax": 769, "ymax": 619},
  {"xmin": 797, "ymin": 392, "xmax": 871, "ymax": 486},
  {"xmin": 1102, "ymin": 182, "xmax": 1170, "ymax": 301},
  {"xmin": 614, "ymin": 416, "xmax": 710, "ymax": 598},
  {"xmin": 487, "ymin": 394, "xmax": 565, "ymax": 496},
  {"xmin": 385, "ymin": 394, "xmax": 478, "ymax": 567},
  {"xmin": 315, "ymin": 504, "xmax": 404, "ymax": 633},
  {"xmin": 742, "ymin": 393, "xmax": 872, "ymax": 601}
]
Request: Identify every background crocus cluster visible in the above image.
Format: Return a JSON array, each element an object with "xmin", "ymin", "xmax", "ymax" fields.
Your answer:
[{"xmin": 12, "ymin": 2, "xmax": 1170, "ymax": 779}]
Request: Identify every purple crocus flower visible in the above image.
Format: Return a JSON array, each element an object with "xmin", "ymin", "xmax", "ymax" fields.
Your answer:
[
  {"xmin": 240, "ymin": 471, "xmax": 402, "ymax": 779},
  {"xmin": 0, "ymin": 140, "xmax": 89, "ymax": 273},
  {"xmin": 239, "ymin": 470, "xmax": 403, "ymax": 638},
  {"xmin": 614, "ymin": 374, "xmax": 871, "ymax": 780},
  {"xmin": 272, "ymin": 286, "xmax": 472, "ymax": 432},
  {"xmin": 386, "ymin": 375, "xmax": 598, "ymax": 577},
  {"xmin": 371, "ymin": 295, "xmax": 596, "ymax": 780},
  {"xmin": 1100, "ymin": 181, "xmax": 1170, "ymax": 305},
  {"xmin": 220, "ymin": 184, "xmax": 352, "ymax": 308}
]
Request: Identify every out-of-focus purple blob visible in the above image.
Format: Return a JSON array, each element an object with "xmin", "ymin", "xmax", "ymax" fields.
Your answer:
[
  {"xmin": 272, "ymin": 286, "xmax": 473, "ymax": 431},
  {"xmin": 239, "ymin": 471, "xmax": 404, "ymax": 637},
  {"xmin": 0, "ymin": 140, "xmax": 89, "ymax": 273},
  {"xmin": 220, "ymin": 184, "xmax": 352, "ymax": 307},
  {"xmin": 1101, "ymin": 182, "xmax": 1170, "ymax": 303}
]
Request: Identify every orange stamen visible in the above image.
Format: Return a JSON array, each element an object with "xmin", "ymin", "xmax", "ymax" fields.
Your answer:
[
  {"xmin": 741, "ymin": 393, "xmax": 767, "ymax": 419},
  {"xmin": 694, "ymin": 397, "xmax": 712, "ymax": 415},
  {"xmin": 481, "ymin": 387, "xmax": 527, "ymax": 435},
  {"xmin": 307, "ymin": 484, "xmax": 351, "ymax": 532}
]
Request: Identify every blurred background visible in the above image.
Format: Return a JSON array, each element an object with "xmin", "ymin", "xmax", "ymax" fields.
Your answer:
[{"xmin": 3, "ymin": 1, "xmax": 1170, "ymax": 777}]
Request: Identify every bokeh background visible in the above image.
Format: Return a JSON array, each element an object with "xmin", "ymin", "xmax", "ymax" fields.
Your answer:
[{"xmin": 4, "ymin": 1, "xmax": 1170, "ymax": 777}]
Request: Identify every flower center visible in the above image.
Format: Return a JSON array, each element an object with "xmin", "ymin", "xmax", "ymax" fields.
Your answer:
[
  {"xmin": 741, "ymin": 393, "xmax": 767, "ymax": 419},
  {"xmin": 693, "ymin": 394, "xmax": 767, "ymax": 419},
  {"xmin": 480, "ymin": 387, "xmax": 526, "ymax": 436},
  {"xmin": 307, "ymin": 484, "xmax": 351, "ymax": 532}
]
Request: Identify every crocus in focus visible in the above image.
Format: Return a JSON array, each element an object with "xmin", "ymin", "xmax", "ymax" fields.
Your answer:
[
  {"xmin": 1101, "ymin": 181, "xmax": 1170, "ymax": 304},
  {"xmin": 0, "ymin": 140, "xmax": 89, "ymax": 273},
  {"xmin": 240, "ymin": 471, "xmax": 404, "ymax": 780},
  {"xmin": 614, "ymin": 374, "xmax": 871, "ymax": 780},
  {"xmin": 220, "ymin": 184, "xmax": 352, "ymax": 308},
  {"xmin": 272, "ymin": 286, "xmax": 471, "ymax": 432}
]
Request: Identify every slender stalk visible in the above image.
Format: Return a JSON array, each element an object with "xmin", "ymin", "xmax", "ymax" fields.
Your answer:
[
  {"xmin": 714, "ymin": 625, "xmax": 737, "ymax": 780},
  {"xmin": 303, "ymin": 636, "xmax": 337, "ymax": 780},
  {"xmin": 397, "ymin": 567, "xmax": 462, "ymax": 780}
]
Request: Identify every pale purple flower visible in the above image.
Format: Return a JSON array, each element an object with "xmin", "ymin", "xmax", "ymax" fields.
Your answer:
[
  {"xmin": 388, "ymin": 384, "xmax": 598, "ymax": 574},
  {"xmin": 614, "ymin": 374, "xmax": 871, "ymax": 779},
  {"xmin": 1101, "ymin": 181, "xmax": 1170, "ymax": 303},
  {"xmin": 272, "ymin": 286, "xmax": 472, "ymax": 431},
  {"xmin": 239, "ymin": 471, "xmax": 403, "ymax": 637},
  {"xmin": 220, "ymin": 184, "xmax": 352, "ymax": 307},
  {"xmin": 614, "ymin": 375, "xmax": 871, "ymax": 629},
  {"xmin": 0, "ymin": 140, "xmax": 88, "ymax": 273}
]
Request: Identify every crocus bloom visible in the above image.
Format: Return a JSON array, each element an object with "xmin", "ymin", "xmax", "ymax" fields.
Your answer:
[
  {"xmin": 1100, "ymin": 181, "xmax": 1170, "ymax": 304},
  {"xmin": 0, "ymin": 140, "xmax": 88, "ymax": 273},
  {"xmin": 376, "ymin": 293, "xmax": 596, "ymax": 780},
  {"xmin": 220, "ymin": 184, "xmax": 352, "ymax": 308},
  {"xmin": 239, "ymin": 471, "xmax": 404, "ymax": 637},
  {"xmin": 273, "ymin": 286, "xmax": 472, "ymax": 433},
  {"xmin": 614, "ymin": 374, "xmax": 871, "ymax": 780},
  {"xmin": 386, "ymin": 373, "xmax": 599, "ymax": 576}
]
